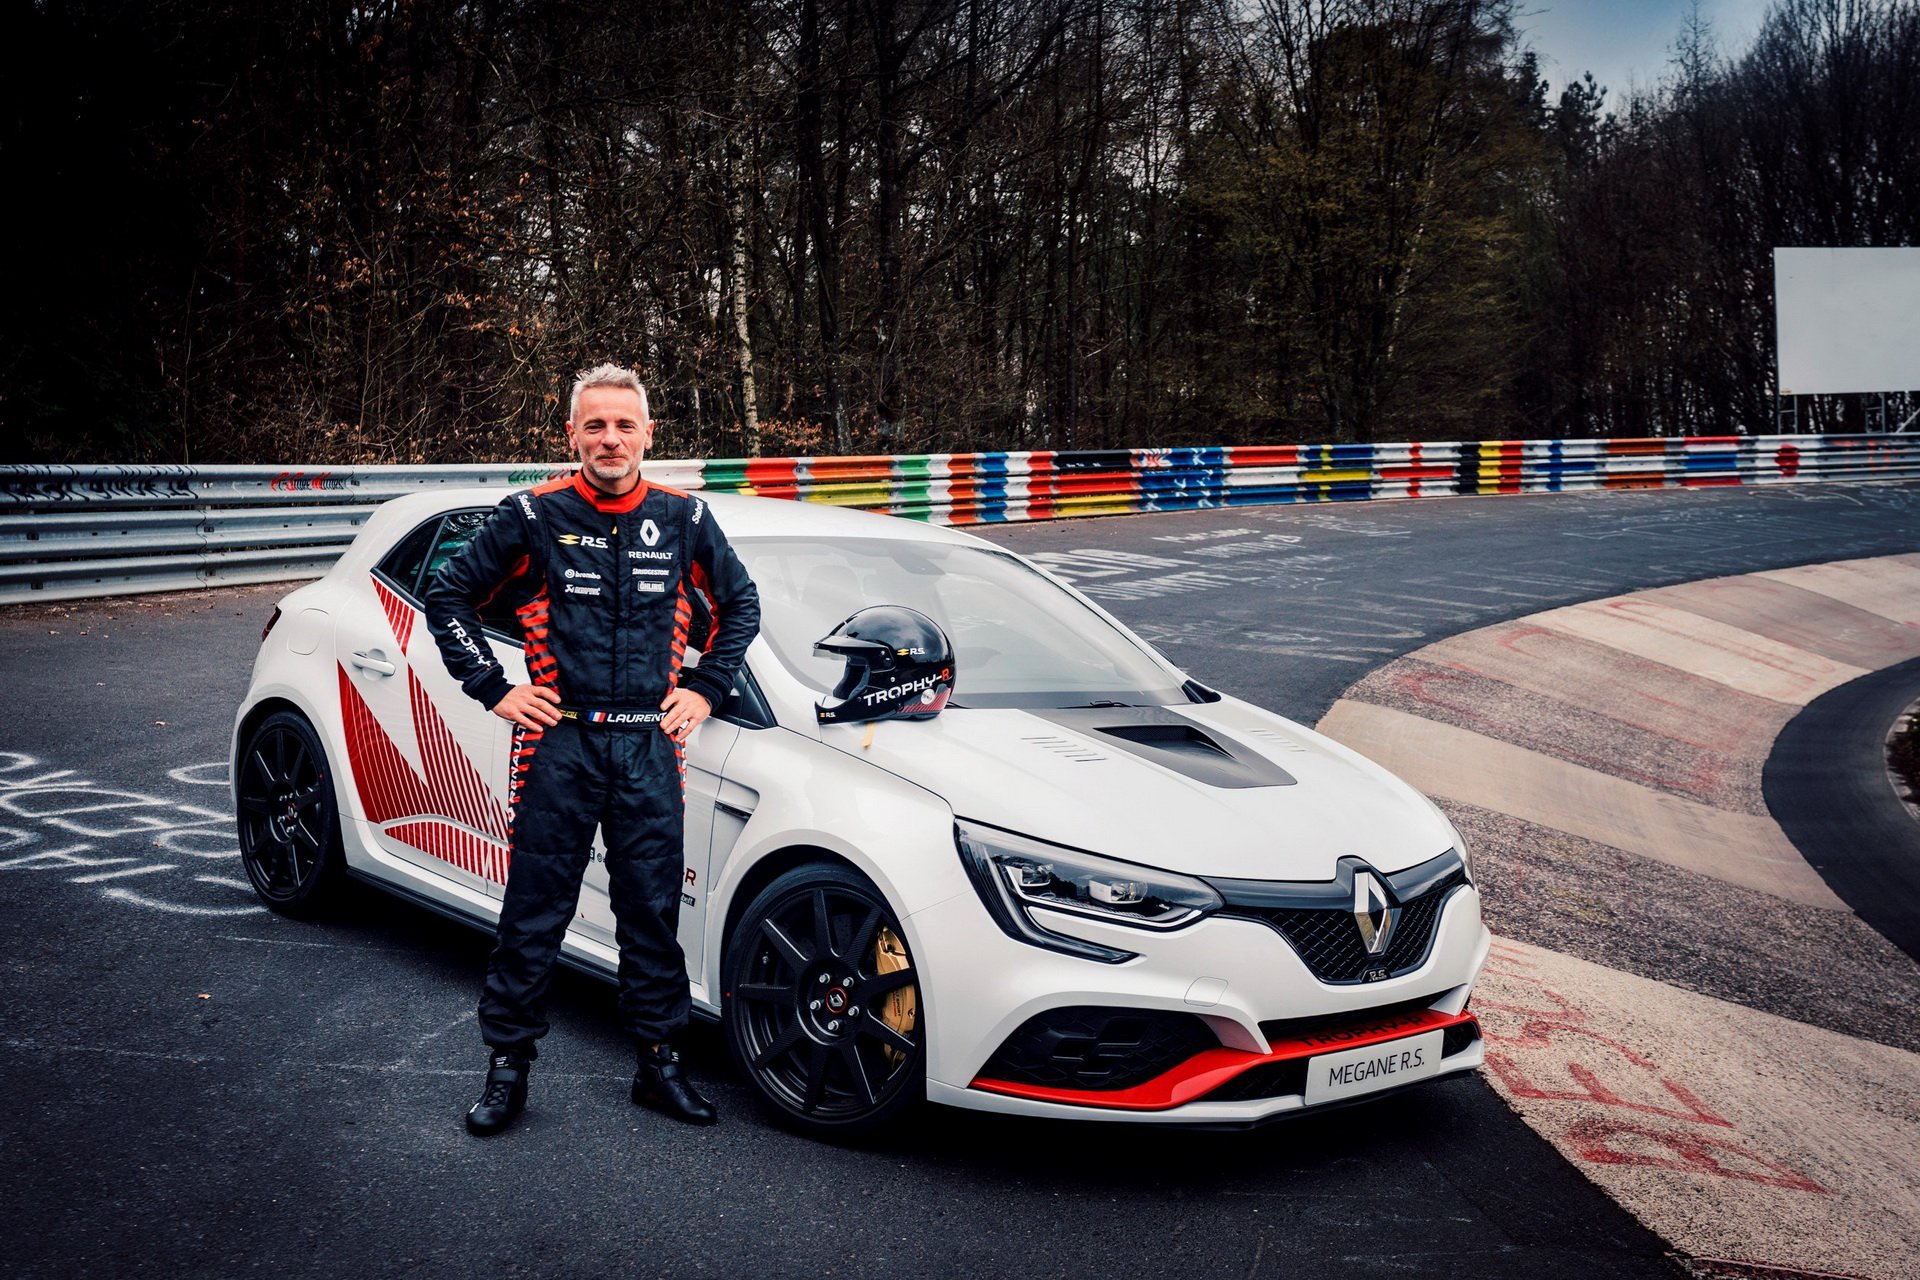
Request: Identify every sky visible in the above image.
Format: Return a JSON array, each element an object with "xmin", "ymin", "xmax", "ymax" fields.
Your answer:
[{"xmin": 1514, "ymin": 0, "xmax": 1776, "ymax": 104}]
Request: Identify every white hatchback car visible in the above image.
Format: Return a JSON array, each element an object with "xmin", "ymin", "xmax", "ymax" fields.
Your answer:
[{"xmin": 233, "ymin": 488, "xmax": 1488, "ymax": 1135}]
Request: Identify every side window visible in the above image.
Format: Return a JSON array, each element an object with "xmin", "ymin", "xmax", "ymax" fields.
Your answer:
[
  {"xmin": 422, "ymin": 509, "xmax": 522, "ymax": 638},
  {"xmin": 377, "ymin": 518, "xmax": 442, "ymax": 598},
  {"xmin": 379, "ymin": 509, "xmax": 523, "ymax": 640},
  {"xmin": 422, "ymin": 510, "xmax": 489, "ymax": 584}
]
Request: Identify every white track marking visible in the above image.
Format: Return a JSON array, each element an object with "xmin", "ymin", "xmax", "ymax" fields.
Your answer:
[{"xmin": 70, "ymin": 864, "xmax": 178, "ymax": 883}]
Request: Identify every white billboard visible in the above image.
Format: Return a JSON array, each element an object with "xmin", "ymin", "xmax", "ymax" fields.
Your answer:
[{"xmin": 1775, "ymin": 247, "xmax": 1920, "ymax": 395}]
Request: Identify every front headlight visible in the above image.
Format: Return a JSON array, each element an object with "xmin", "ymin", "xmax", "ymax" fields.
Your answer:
[{"xmin": 955, "ymin": 820, "xmax": 1223, "ymax": 963}]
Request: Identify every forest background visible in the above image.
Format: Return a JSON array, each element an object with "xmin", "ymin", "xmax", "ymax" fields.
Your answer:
[{"xmin": 3, "ymin": 0, "xmax": 1915, "ymax": 465}]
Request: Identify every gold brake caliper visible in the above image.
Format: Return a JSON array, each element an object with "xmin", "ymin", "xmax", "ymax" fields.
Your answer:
[{"xmin": 874, "ymin": 926, "xmax": 918, "ymax": 1067}]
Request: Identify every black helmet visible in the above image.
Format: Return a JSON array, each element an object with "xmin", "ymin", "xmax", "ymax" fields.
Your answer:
[{"xmin": 814, "ymin": 605, "xmax": 955, "ymax": 725}]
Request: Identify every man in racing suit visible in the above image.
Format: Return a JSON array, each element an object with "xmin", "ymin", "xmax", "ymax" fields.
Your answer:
[{"xmin": 425, "ymin": 363, "xmax": 760, "ymax": 1135}]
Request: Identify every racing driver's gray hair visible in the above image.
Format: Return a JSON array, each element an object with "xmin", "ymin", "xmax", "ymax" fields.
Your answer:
[{"xmin": 569, "ymin": 362, "xmax": 651, "ymax": 424}]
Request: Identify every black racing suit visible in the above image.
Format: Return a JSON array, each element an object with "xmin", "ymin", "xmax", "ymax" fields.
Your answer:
[{"xmin": 424, "ymin": 471, "xmax": 760, "ymax": 1055}]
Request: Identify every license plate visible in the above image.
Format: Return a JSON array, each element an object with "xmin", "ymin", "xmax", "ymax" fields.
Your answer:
[{"xmin": 1303, "ymin": 1029, "xmax": 1445, "ymax": 1106}]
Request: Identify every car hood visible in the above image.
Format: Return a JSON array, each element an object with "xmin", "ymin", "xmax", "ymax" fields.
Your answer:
[{"xmin": 816, "ymin": 699, "xmax": 1454, "ymax": 882}]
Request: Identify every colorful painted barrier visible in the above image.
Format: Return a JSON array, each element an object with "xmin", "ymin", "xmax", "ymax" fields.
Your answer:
[
  {"xmin": 696, "ymin": 435, "xmax": 1920, "ymax": 523},
  {"xmin": 2, "ymin": 434, "xmax": 1916, "ymax": 601}
]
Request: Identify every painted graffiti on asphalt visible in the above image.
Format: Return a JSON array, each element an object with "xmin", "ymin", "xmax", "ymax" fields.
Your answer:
[
  {"xmin": 0, "ymin": 751, "xmax": 262, "ymax": 916},
  {"xmin": 1477, "ymin": 939, "xmax": 1826, "ymax": 1193}
]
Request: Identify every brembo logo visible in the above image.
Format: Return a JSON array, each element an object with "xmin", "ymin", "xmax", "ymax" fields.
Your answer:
[{"xmin": 563, "ymin": 568, "xmax": 601, "ymax": 581}]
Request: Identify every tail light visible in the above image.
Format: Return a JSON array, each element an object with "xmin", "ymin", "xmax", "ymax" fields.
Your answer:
[{"xmin": 262, "ymin": 606, "xmax": 283, "ymax": 642}]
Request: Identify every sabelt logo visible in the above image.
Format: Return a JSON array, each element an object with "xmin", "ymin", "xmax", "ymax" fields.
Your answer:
[
  {"xmin": 557, "ymin": 533, "xmax": 608, "ymax": 549},
  {"xmin": 692, "ymin": 500, "xmax": 705, "ymax": 524},
  {"xmin": 516, "ymin": 493, "xmax": 537, "ymax": 521}
]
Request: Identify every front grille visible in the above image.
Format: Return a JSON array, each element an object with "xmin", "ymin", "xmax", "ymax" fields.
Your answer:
[
  {"xmin": 1256, "ymin": 996, "xmax": 1437, "ymax": 1046},
  {"xmin": 978, "ymin": 1006, "xmax": 1216, "ymax": 1091},
  {"xmin": 1224, "ymin": 869, "xmax": 1467, "ymax": 984},
  {"xmin": 1200, "ymin": 1058, "xmax": 1310, "ymax": 1103}
]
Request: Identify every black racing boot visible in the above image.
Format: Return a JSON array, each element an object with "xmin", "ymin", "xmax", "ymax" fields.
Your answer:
[
  {"xmin": 465, "ymin": 1049, "xmax": 531, "ymax": 1136},
  {"xmin": 631, "ymin": 1043, "xmax": 718, "ymax": 1126}
]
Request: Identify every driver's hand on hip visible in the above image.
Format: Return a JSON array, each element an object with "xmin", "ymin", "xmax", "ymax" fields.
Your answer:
[
  {"xmin": 660, "ymin": 688, "xmax": 712, "ymax": 743},
  {"xmin": 492, "ymin": 683, "xmax": 563, "ymax": 730}
]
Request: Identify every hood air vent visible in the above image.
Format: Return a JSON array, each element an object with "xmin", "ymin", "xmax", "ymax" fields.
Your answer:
[
  {"xmin": 1021, "ymin": 734, "xmax": 1109, "ymax": 763},
  {"xmin": 1030, "ymin": 708, "xmax": 1297, "ymax": 789},
  {"xmin": 1239, "ymin": 726, "xmax": 1311, "ymax": 754}
]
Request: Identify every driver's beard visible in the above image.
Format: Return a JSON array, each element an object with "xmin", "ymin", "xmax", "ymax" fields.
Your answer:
[{"xmin": 585, "ymin": 455, "xmax": 636, "ymax": 484}]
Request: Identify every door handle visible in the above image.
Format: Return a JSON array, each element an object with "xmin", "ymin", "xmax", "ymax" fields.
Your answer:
[{"xmin": 351, "ymin": 650, "xmax": 396, "ymax": 676}]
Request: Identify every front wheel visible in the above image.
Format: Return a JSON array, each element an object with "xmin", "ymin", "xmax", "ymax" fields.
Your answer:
[
  {"xmin": 235, "ymin": 709, "xmax": 345, "ymax": 917},
  {"xmin": 723, "ymin": 864, "xmax": 925, "ymax": 1137}
]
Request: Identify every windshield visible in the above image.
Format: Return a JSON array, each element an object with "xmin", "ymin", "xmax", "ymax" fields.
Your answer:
[{"xmin": 733, "ymin": 537, "xmax": 1189, "ymax": 709}]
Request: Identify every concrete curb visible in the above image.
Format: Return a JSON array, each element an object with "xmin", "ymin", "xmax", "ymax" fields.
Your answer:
[{"xmin": 1316, "ymin": 552, "xmax": 1920, "ymax": 1279}]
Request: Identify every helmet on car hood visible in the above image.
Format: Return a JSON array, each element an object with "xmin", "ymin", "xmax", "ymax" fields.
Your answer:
[{"xmin": 814, "ymin": 605, "xmax": 955, "ymax": 724}]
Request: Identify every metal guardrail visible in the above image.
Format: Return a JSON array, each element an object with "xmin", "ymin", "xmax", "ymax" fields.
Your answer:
[{"xmin": 4, "ymin": 435, "xmax": 1918, "ymax": 604}]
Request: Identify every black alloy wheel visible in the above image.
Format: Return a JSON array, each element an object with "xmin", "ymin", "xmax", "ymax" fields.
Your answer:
[
  {"xmin": 724, "ymin": 864, "xmax": 925, "ymax": 1137},
  {"xmin": 236, "ymin": 710, "xmax": 344, "ymax": 916}
]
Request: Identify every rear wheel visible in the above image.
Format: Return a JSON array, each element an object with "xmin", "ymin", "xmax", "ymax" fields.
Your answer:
[
  {"xmin": 724, "ymin": 864, "xmax": 924, "ymax": 1137},
  {"xmin": 236, "ymin": 710, "xmax": 345, "ymax": 917}
]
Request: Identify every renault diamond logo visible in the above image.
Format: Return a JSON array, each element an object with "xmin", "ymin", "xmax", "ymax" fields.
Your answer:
[
  {"xmin": 639, "ymin": 519, "xmax": 661, "ymax": 547},
  {"xmin": 1353, "ymin": 871, "xmax": 1395, "ymax": 957}
]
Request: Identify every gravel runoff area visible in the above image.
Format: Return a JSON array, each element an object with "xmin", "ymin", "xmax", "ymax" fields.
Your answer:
[{"xmin": 1318, "ymin": 553, "xmax": 1920, "ymax": 1279}]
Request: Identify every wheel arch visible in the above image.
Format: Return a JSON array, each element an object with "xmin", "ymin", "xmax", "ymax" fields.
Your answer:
[
  {"xmin": 718, "ymin": 843, "xmax": 862, "ymax": 963},
  {"xmin": 232, "ymin": 692, "xmax": 327, "ymax": 807}
]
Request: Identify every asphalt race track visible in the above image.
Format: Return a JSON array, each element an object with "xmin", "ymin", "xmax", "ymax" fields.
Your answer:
[{"xmin": 3, "ymin": 481, "xmax": 1917, "ymax": 1280}]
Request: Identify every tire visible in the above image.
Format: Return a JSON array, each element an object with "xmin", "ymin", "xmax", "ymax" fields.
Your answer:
[
  {"xmin": 723, "ymin": 863, "xmax": 925, "ymax": 1138},
  {"xmin": 235, "ymin": 709, "xmax": 346, "ymax": 917}
]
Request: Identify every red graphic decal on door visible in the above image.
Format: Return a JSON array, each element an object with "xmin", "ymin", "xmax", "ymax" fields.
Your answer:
[
  {"xmin": 387, "ymin": 820, "xmax": 508, "ymax": 884},
  {"xmin": 406, "ymin": 669, "xmax": 510, "ymax": 841},
  {"xmin": 339, "ymin": 664, "xmax": 432, "ymax": 821},
  {"xmin": 338, "ymin": 663, "xmax": 511, "ymax": 883},
  {"xmin": 372, "ymin": 576, "xmax": 416, "ymax": 654}
]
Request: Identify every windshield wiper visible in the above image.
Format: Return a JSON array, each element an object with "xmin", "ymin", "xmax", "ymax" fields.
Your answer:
[{"xmin": 1057, "ymin": 699, "xmax": 1138, "ymax": 709}]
